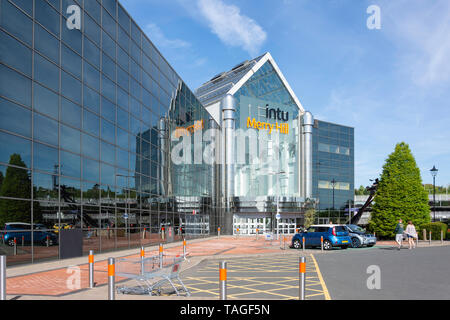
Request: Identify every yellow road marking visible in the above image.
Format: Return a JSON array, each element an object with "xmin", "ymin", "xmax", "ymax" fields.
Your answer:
[{"xmin": 310, "ymin": 254, "xmax": 331, "ymax": 300}]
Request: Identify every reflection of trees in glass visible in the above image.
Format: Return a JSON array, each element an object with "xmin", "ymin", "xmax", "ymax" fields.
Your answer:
[
  {"xmin": 0, "ymin": 154, "xmax": 41, "ymax": 225},
  {"xmin": 0, "ymin": 171, "xmax": 3, "ymax": 191}
]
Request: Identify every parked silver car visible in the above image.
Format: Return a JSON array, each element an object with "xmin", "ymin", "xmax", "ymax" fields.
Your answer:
[{"xmin": 344, "ymin": 224, "xmax": 377, "ymax": 248}]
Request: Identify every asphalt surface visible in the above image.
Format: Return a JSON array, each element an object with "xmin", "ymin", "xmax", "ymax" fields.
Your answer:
[{"xmin": 315, "ymin": 245, "xmax": 450, "ymax": 300}]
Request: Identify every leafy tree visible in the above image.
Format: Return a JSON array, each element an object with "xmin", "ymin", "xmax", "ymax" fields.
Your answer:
[
  {"xmin": 0, "ymin": 171, "xmax": 3, "ymax": 191},
  {"xmin": 355, "ymin": 185, "xmax": 370, "ymax": 195},
  {"xmin": 368, "ymin": 143, "xmax": 430, "ymax": 238},
  {"xmin": 0, "ymin": 154, "xmax": 33, "ymax": 226},
  {"xmin": 304, "ymin": 208, "xmax": 316, "ymax": 228}
]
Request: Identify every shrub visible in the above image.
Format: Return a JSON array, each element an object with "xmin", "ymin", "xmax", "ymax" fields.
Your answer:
[{"xmin": 418, "ymin": 222, "xmax": 447, "ymax": 240}]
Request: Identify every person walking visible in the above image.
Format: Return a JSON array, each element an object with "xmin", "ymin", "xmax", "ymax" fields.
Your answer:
[
  {"xmin": 394, "ymin": 219, "xmax": 404, "ymax": 250},
  {"xmin": 405, "ymin": 221, "xmax": 417, "ymax": 249}
]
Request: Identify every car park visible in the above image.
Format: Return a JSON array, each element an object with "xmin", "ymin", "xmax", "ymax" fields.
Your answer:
[
  {"xmin": 3, "ymin": 223, "xmax": 58, "ymax": 246},
  {"xmin": 291, "ymin": 224, "xmax": 351, "ymax": 250},
  {"xmin": 344, "ymin": 224, "xmax": 377, "ymax": 248}
]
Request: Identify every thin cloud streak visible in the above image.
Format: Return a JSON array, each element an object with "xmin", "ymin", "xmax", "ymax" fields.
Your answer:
[{"xmin": 196, "ymin": 0, "xmax": 267, "ymax": 56}]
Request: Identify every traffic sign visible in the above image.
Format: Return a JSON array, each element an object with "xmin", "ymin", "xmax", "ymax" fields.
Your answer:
[
  {"xmin": 276, "ymin": 213, "xmax": 281, "ymax": 220},
  {"xmin": 123, "ymin": 213, "xmax": 129, "ymax": 219}
]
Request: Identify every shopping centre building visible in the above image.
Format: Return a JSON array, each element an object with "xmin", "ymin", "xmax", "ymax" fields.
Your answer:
[{"xmin": 0, "ymin": 0, "xmax": 353, "ymax": 262}]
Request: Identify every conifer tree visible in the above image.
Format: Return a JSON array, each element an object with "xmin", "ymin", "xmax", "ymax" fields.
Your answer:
[{"xmin": 368, "ymin": 142, "xmax": 430, "ymax": 237}]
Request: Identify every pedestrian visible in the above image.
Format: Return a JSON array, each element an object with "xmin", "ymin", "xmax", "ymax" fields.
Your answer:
[
  {"xmin": 394, "ymin": 219, "xmax": 404, "ymax": 250},
  {"xmin": 405, "ymin": 221, "xmax": 417, "ymax": 250}
]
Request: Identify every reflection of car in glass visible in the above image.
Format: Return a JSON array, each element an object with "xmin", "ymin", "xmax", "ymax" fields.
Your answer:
[
  {"xmin": 3, "ymin": 223, "xmax": 58, "ymax": 246},
  {"xmin": 344, "ymin": 224, "xmax": 377, "ymax": 248},
  {"xmin": 53, "ymin": 223, "xmax": 74, "ymax": 233},
  {"xmin": 291, "ymin": 225, "xmax": 351, "ymax": 250}
]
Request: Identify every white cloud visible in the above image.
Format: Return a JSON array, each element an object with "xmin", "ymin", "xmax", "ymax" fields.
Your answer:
[
  {"xmin": 196, "ymin": 0, "xmax": 267, "ymax": 56},
  {"xmin": 144, "ymin": 23, "xmax": 191, "ymax": 49},
  {"xmin": 382, "ymin": 0, "xmax": 450, "ymax": 86}
]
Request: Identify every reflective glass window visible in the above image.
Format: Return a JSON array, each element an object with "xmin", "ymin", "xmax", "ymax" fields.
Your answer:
[
  {"xmin": 0, "ymin": 174, "xmax": 31, "ymax": 200},
  {"xmin": 116, "ymin": 127, "xmax": 128, "ymax": 150},
  {"xmin": 102, "ymin": 8, "xmax": 116, "ymax": 39},
  {"xmin": 130, "ymin": 97, "xmax": 140, "ymax": 118},
  {"xmin": 0, "ymin": 0, "xmax": 32, "ymax": 45},
  {"xmin": 117, "ymin": 46, "xmax": 129, "ymax": 71},
  {"xmin": 60, "ymin": 124, "xmax": 81, "ymax": 154},
  {"xmin": 10, "ymin": 0, "xmax": 33, "ymax": 15},
  {"xmin": 0, "ymin": 97, "xmax": 31, "ymax": 137},
  {"xmin": 118, "ymin": 4, "xmax": 130, "ymax": 32},
  {"xmin": 130, "ymin": 78, "xmax": 140, "ymax": 100},
  {"xmin": 102, "ymin": 75, "xmax": 116, "ymax": 102},
  {"xmin": 61, "ymin": 97, "xmax": 81, "ymax": 128},
  {"xmin": 101, "ymin": 162, "xmax": 115, "ymax": 186},
  {"xmin": 84, "ymin": 37, "xmax": 100, "ymax": 67},
  {"xmin": 116, "ymin": 147, "xmax": 128, "ymax": 169},
  {"xmin": 130, "ymin": 116, "xmax": 141, "ymax": 136},
  {"xmin": 101, "ymin": 97, "xmax": 116, "ymax": 123},
  {"xmin": 101, "ymin": 30, "xmax": 116, "ymax": 59},
  {"xmin": 33, "ymin": 142, "xmax": 58, "ymax": 173},
  {"xmin": 118, "ymin": 26, "xmax": 129, "ymax": 52},
  {"xmin": 117, "ymin": 86, "xmax": 129, "ymax": 110},
  {"xmin": 117, "ymin": 107, "xmax": 128, "ymax": 130},
  {"xmin": 35, "ymin": 0, "xmax": 60, "ymax": 37},
  {"xmin": 81, "ymin": 133, "xmax": 99, "ymax": 160},
  {"xmin": 34, "ymin": 23, "xmax": 59, "ymax": 64},
  {"xmin": 0, "ymin": 29, "xmax": 32, "ymax": 76},
  {"xmin": 131, "ymin": 21, "xmax": 140, "ymax": 45},
  {"xmin": 0, "ymin": 64, "xmax": 31, "ymax": 107},
  {"xmin": 83, "ymin": 61, "xmax": 100, "ymax": 91},
  {"xmin": 62, "ymin": 16, "xmax": 82, "ymax": 54},
  {"xmin": 62, "ymin": 70, "xmax": 82, "ymax": 105},
  {"xmin": 83, "ymin": 110, "xmax": 100, "ymax": 136},
  {"xmin": 117, "ymin": 66, "xmax": 129, "ymax": 90},
  {"xmin": 101, "ymin": 141, "xmax": 115, "ymax": 165},
  {"xmin": 62, "ymin": 44, "xmax": 82, "ymax": 79},
  {"xmin": 33, "ymin": 113, "xmax": 58, "ymax": 146},
  {"xmin": 84, "ymin": 12, "xmax": 100, "ymax": 45},
  {"xmin": 82, "ymin": 157, "xmax": 99, "ymax": 182},
  {"xmin": 130, "ymin": 41, "xmax": 140, "ymax": 65},
  {"xmin": 102, "ymin": 52, "xmax": 116, "ymax": 81},
  {"xmin": 34, "ymin": 54, "xmax": 59, "ymax": 92},
  {"xmin": 33, "ymin": 171, "xmax": 58, "ymax": 202},
  {"xmin": 0, "ymin": 131, "xmax": 31, "ymax": 167},
  {"xmin": 84, "ymin": 0, "xmax": 100, "ymax": 23},
  {"xmin": 61, "ymin": 150, "xmax": 81, "ymax": 178},
  {"xmin": 33, "ymin": 83, "xmax": 59, "ymax": 118},
  {"xmin": 103, "ymin": 0, "xmax": 117, "ymax": 19},
  {"xmin": 83, "ymin": 85, "xmax": 100, "ymax": 114},
  {"xmin": 101, "ymin": 119, "xmax": 115, "ymax": 144}
]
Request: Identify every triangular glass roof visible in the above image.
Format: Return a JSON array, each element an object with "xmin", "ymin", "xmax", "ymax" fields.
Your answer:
[{"xmin": 195, "ymin": 52, "xmax": 304, "ymax": 113}]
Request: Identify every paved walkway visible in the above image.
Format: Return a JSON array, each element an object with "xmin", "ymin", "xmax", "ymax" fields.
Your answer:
[{"xmin": 4, "ymin": 236, "xmax": 448, "ymax": 300}]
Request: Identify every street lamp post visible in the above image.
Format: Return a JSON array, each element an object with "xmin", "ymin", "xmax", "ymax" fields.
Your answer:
[
  {"xmin": 268, "ymin": 171, "xmax": 286, "ymax": 240},
  {"xmin": 430, "ymin": 166, "xmax": 438, "ymax": 222}
]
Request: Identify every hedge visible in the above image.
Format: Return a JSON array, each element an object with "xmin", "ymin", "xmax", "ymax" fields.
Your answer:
[{"xmin": 418, "ymin": 222, "xmax": 448, "ymax": 240}]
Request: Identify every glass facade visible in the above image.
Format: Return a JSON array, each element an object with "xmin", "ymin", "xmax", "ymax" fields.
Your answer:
[
  {"xmin": 312, "ymin": 120, "xmax": 354, "ymax": 221},
  {"xmin": 0, "ymin": 0, "xmax": 216, "ymax": 265}
]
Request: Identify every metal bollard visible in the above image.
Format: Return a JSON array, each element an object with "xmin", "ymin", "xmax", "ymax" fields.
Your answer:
[
  {"xmin": 218, "ymin": 227, "xmax": 221, "ymax": 239},
  {"xmin": 143, "ymin": 227, "xmax": 146, "ymax": 240},
  {"xmin": 183, "ymin": 239, "xmax": 187, "ymax": 259},
  {"xmin": 140, "ymin": 246, "xmax": 145, "ymax": 276},
  {"xmin": 283, "ymin": 236, "xmax": 286, "ymax": 250},
  {"xmin": 299, "ymin": 256, "xmax": 306, "ymax": 300},
  {"xmin": 22, "ymin": 236, "xmax": 24, "ymax": 247},
  {"xmin": 89, "ymin": 250, "xmax": 94, "ymax": 288},
  {"xmin": 256, "ymin": 229, "xmax": 259, "ymax": 240},
  {"xmin": 107, "ymin": 226, "xmax": 110, "ymax": 240},
  {"xmin": 441, "ymin": 230, "xmax": 444, "ymax": 245},
  {"xmin": 219, "ymin": 261, "xmax": 227, "ymax": 300},
  {"xmin": 159, "ymin": 244, "xmax": 163, "ymax": 269},
  {"xmin": 302, "ymin": 237, "xmax": 305, "ymax": 252},
  {"xmin": 108, "ymin": 258, "xmax": 115, "ymax": 300},
  {"xmin": 429, "ymin": 231, "xmax": 432, "ymax": 245},
  {"xmin": 423, "ymin": 229, "xmax": 426, "ymax": 242},
  {"xmin": 46, "ymin": 235, "xmax": 49, "ymax": 247},
  {"xmin": 236, "ymin": 228, "xmax": 239, "ymax": 239},
  {"xmin": 321, "ymin": 236, "xmax": 324, "ymax": 251},
  {"xmin": 0, "ymin": 256, "xmax": 5, "ymax": 300},
  {"xmin": 13, "ymin": 238, "xmax": 17, "ymax": 256}
]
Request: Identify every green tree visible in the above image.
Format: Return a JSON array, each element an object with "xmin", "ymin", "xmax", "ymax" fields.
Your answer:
[
  {"xmin": 355, "ymin": 185, "xmax": 369, "ymax": 195},
  {"xmin": 0, "ymin": 171, "xmax": 3, "ymax": 191},
  {"xmin": 304, "ymin": 208, "xmax": 316, "ymax": 228},
  {"xmin": 368, "ymin": 143, "xmax": 430, "ymax": 238},
  {"xmin": 0, "ymin": 154, "xmax": 33, "ymax": 226}
]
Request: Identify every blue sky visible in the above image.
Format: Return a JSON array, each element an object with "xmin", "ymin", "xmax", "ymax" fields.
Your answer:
[{"xmin": 121, "ymin": 0, "xmax": 450, "ymax": 189}]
